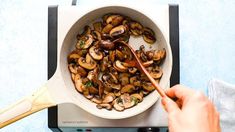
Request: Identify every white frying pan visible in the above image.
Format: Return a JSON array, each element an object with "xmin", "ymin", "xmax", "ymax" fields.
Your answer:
[{"xmin": 0, "ymin": 5, "xmax": 172, "ymax": 128}]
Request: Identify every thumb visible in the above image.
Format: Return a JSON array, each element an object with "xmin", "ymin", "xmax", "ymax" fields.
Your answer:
[{"xmin": 161, "ymin": 97, "xmax": 180, "ymax": 113}]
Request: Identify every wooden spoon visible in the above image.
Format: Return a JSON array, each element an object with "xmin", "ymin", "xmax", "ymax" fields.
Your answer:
[{"xmin": 114, "ymin": 40, "xmax": 167, "ymax": 98}]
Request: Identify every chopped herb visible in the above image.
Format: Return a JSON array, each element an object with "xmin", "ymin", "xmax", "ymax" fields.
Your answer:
[
  {"xmin": 79, "ymin": 40, "xmax": 85, "ymax": 48},
  {"xmin": 85, "ymin": 81, "xmax": 93, "ymax": 87}
]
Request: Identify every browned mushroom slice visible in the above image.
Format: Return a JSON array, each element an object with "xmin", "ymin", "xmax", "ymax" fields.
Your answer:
[
  {"xmin": 128, "ymin": 67, "xmax": 138, "ymax": 74},
  {"xmin": 102, "ymin": 24, "xmax": 113, "ymax": 34},
  {"xmin": 89, "ymin": 46, "xmax": 103, "ymax": 60},
  {"xmin": 153, "ymin": 49, "xmax": 166, "ymax": 62},
  {"xmin": 78, "ymin": 54, "xmax": 97, "ymax": 70},
  {"xmin": 91, "ymin": 30, "xmax": 102, "ymax": 40},
  {"xmin": 77, "ymin": 25, "xmax": 91, "ymax": 40},
  {"xmin": 142, "ymin": 82, "xmax": 155, "ymax": 92},
  {"xmin": 121, "ymin": 84, "xmax": 135, "ymax": 94},
  {"xmin": 142, "ymin": 60, "xmax": 154, "ymax": 67},
  {"xmin": 150, "ymin": 70, "xmax": 163, "ymax": 79},
  {"xmin": 93, "ymin": 21, "xmax": 103, "ymax": 32},
  {"xmin": 77, "ymin": 66, "xmax": 87, "ymax": 77},
  {"xmin": 115, "ymin": 49, "xmax": 125, "ymax": 61},
  {"xmin": 143, "ymin": 27, "xmax": 156, "ymax": 44},
  {"xmin": 99, "ymin": 39, "xmax": 115, "ymax": 50},
  {"xmin": 91, "ymin": 96, "xmax": 102, "ymax": 104},
  {"xmin": 102, "ymin": 93, "xmax": 116, "ymax": 103},
  {"xmin": 109, "ymin": 73, "xmax": 118, "ymax": 84},
  {"xmin": 88, "ymin": 86, "xmax": 99, "ymax": 95},
  {"xmin": 84, "ymin": 94, "xmax": 94, "ymax": 99},
  {"xmin": 97, "ymin": 80, "xmax": 104, "ymax": 97},
  {"xmin": 130, "ymin": 21, "xmax": 143, "ymax": 36},
  {"xmin": 68, "ymin": 63, "xmax": 78, "ymax": 74},
  {"xmin": 146, "ymin": 50, "xmax": 154, "ymax": 60},
  {"xmin": 131, "ymin": 93, "xmax": 143, "ymax": 102},
  {"xmin": 106, "ymin": 15, "xmax": 124, "ymax": 26},
  {"xmin": 119, "ymin": 73, "xmax": 130, "ymax": 86},
  {"xmin": 74, "ymin": 74, "xmax": 83, "ymax": 93},
  {"xmin": 109, "ymin": 50, "xmax": 116, "ymax": 62},
  {"xmin": 130, "ymin": 76, "xmax": 141, "ymax": 87},
  {"xmin": 100, "ymin": 56, "xmax": 109, "ymax": 72},
  {"xmin": 76, "ymin": 35, "xmax": 93, "ymax": 49},
  {"xmin": 109, "ymin": 25, "xmax": 126, "ymax": 37},
  {"xmin": 113, "ymin": 98, "xmax": 125, "ymax": 111},
  {"xmin": 67, "ymin": 51, "xmax": 81, "ymax": 63},
  {"xmin": 96, "ymin": 103, "xmax": 112, "ymax": 110},
  {"xmin": 109, "ymin": 83, "xmax": 121, "ymax": 90},
  {"xmin": 120, "ymin": 93, "xmax": 136, "ymax": 108},
  {"xmin": 114, "ymin": 90, "xmax": 121, "ymax": 97},
  {"xmin": 101, "ymin": 33, "xmax": 113, "ymax": 40},
  {"xmin": 113, "ymin": 60, "xmax": 128, "ymax": 72}
]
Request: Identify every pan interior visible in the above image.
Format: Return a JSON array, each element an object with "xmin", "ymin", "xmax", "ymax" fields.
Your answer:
[{"xmin": 59, "ymin": 6, "xmax": 172, "ymax": 119}]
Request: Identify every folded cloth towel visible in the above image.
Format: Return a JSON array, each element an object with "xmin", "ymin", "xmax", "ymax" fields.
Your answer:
[{"xmin": 208, "ymin": 79, "xmax": 235, "ymax": 132}]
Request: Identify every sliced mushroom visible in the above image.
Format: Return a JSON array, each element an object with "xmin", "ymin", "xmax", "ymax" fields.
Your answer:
[
  {"xmin": 114, "ymin": 90, "xmax": 121, "ymax": 97},
  {"xmin": 153, "ymin": 49, "xmax": 166, "ymax": 62},
  {"xmin": 119, "ymin": 73, "xmax": 130, "ymax": 86},
  {"xmin": 89, "ymin": 46, "xmax": 103, "ymax": 60},
  {"xmin": 91, "ymin": 96, "xmax": 102, "ymax": 104},
  {"xmin": 102, "ymin": 93, "xmax": 116, "ymax": 103},
  {"xmin": 143, "ymin": 27, "xmax": 156, "ymax": 44},
  {"xmin": 146, "ymin": 50, "xmax": 154, "ymax": 60},
  {"xmin": 67, "ymin": 51, "xmax": 81, "ymax": 63},
  {"xmin": 129, "ymin": 76, "xmax": 141, "ymax": 87},
  {"xmin": 130, "ymin": 21, "xmax": 143, "ymax": 36},
  {"xmin": 109, "ymin": 50, "xmax": 116, "ymax": 62},
  {"xmin": 131, "ymin": 93, "xmax": 143, "ymax": 102},
  {"xmin": 84, "ymin": 94, "xmax": 94, "ymax": 99},
  {"xmin": 120, "ymin": 94, "xmax": 136, "ymax": 108},
  {"xmin": 113, "ymin": 98, "xmax": 125, "ymax": 111},
  {"xmin": 96, "ymin": 103, "xmax": 112, "ymax": 110},
  {"xmin": 110, "ymin": 25, "xmax": 126, "ymax": 37},
  {"xmin": 142, "ymin": 82, "xmax": 155, "ymax": 92},
  {"xmin": 100, "ymin": 56, "xmax": 109, "ymax": 72},
  {"xmin": 115, "ymin": 49, "xmax": 125, "ymax": 61},
  {"xmin": 101, "ymin": 33, "xmax": 113, "ymax": 40},
  {"xmin": 93, "ymin": 22, "xmax": 103, "ymax": 32},
  {"xmin": 121, "ymin": 84, "xmax": 135, "ymax": 94},
  {"xmin": 102, "ymin": 24, "xmax": 113, "ymax": 34},
  {"xmin": 128, "ymin": 67, "xmax": 138, "ymax": 74},
  {"xmin": 106, "ymin": 15, "xmax": 124, "ymax": 26},
  {"xmin": 78, "ymin": 54, "xmax": 97, "ymax": 70},
  {"xmin": 109, "ymin": 73, "xmax": 118, "ymax": 84},
  {"xmin": 74, "ymin": 74, "xmax": 83, "ymax": 93},
  {"xmin": 77, "ymin": 66, "xmax": 87, "ymax": 77},
  {"xmin": 76, "ymin": 34, "xmax": 93, "ymax": 49},
  {"xmin": 99, "ymin": 39, "xmax": 115, "ymax": 50},
  {"xmin": 113, "ymin": 60, "xmax": 128, "ymax": 72},
  {"xmin": 88, "ymin": 86, "xmax": 99, "ymax": 95},
  {"xmin": 97, "ymin": 80, "xmax": 104, "ymax": 97},
  {"xmin": 150, "ymin": 70, "xmax": 163, "ymax": 79},
  {"xmin": 143, "ymin": 60, "xmax": 154, "ymax": 67},
  {"xmin": 91, "ymin": 30, "xmax": 102, "ymax": 40},
  {"xmin": 109, "ymin": 83, "xmax": 121, "ymax": 90},
  {"xmin": 77, "ymin": 25, "xmax": 91, "ymax": 40},
  {"xmin": 68, "ymin": 63, "xmax": 78, "ymax": 74}
]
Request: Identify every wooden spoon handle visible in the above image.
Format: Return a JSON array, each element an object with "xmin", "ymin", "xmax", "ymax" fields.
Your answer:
[{"xmin": 0, "ymin": 85, "xmax": 56, "ymax": 128}]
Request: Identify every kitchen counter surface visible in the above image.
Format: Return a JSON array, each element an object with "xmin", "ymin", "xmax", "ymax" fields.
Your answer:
[{"xmin": 1, "ymin": 0, "xmax": 235, "ymax": 131}]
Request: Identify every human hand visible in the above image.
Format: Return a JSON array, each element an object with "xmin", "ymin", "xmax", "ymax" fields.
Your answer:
[{"xmin": 161, "ymin": 85, "xmax": 221, "ymax": 132}]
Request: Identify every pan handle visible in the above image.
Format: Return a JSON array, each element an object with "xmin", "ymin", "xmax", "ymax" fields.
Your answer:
[{"xmin": 0, "ymin": 85, "xmax": 56, "ymax": 128}]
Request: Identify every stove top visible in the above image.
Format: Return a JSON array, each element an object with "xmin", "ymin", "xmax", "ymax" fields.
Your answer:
[{"xmin": 48, "ymin": 3, "xmax": 179, "ymax": 132}]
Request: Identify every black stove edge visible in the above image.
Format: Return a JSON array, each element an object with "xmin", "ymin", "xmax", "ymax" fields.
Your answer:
[
  {"xmin": 48, "ymin": 6, "xmax": 61, "ymax": 132},
  {"xmin": 48, "ymin": 4, "xmax": 179, "ymax": 132},
  {"xmin": 169, "ymin": 5, "xmax": 180, "ymax": 87}
]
